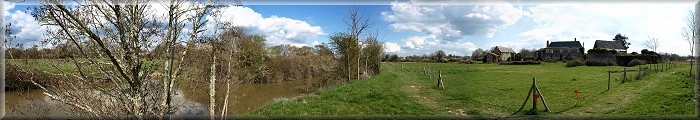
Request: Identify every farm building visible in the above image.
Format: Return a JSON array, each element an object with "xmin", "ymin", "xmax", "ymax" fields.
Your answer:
[
  {"xmin": 535, "ymin": 38, "xmax": 584, "ymax": 61},
  {"xmin": 593, "ymin": 40, "xmax": 627, "ymax": 53},
  {"xmin": 483, "ymin": 53, "xmax": 500, "ymax": 63},
  {"xmin": 490, "ymin": 46, "xmax": 514, "ymax": 62}
]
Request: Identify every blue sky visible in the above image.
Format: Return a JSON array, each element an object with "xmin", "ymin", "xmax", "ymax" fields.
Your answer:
[{"xmin": 2, "ymin": 1, "xmax": 697, "ymax": 56}]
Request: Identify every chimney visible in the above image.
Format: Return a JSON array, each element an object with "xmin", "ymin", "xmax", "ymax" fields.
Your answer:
[
  {"xmin": 574, "ymin": 38, "xmax": 577, "ymax": 41},
  {"xmin": 546, "ymin": 40, "xmax": 550, "ymax": 47}
]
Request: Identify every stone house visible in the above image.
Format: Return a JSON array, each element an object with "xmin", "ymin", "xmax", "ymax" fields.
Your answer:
[
  {"xmin": 536, "ymin": 38, "xmax": 584, "ymax": 61},
  {"xmin": 491, "ymin": 46, "xmax": 514, "ymax": 62}
]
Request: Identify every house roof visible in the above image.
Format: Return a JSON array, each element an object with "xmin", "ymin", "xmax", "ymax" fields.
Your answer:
[
  {"xmin": 548, "ymin": 41, "xmax": 582, "ymax": 48},
  {"xmin": 493, "ymin": 46, "xmax": 515, "ymax": 53},
  {"xmin": 593, "ymin": 40, "xmax": 626, "ymax": 50}
]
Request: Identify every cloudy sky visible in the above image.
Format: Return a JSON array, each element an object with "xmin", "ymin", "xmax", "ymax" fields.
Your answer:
[{"xmin": 3, "ymin": 0, "xmax": 698, "ymax": 56}]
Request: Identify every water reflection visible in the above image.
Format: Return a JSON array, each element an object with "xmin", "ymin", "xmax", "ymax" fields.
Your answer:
[{"xmin": 5, "ymin": 80, "xmax": 305, "ymax": 116}]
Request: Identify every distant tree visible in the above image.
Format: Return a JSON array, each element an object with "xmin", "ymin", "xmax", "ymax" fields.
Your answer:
[
  {"xmin": 519, "ymin": 49, "xmax": 534, "ymax": 58},
  {"xmin": 361, "ymin": 35, "xmax": 383, "ymax": 76},
  {"xmin": 641, "ymin": 49, "xmax": 657, "ymax": 55},
  {"xmin": 682, "ymin": 9, "xmax": 696, "ymax": 81},
  {"xmin": 330, "ymin": 7, "xmax": 373, "ymax": 81},
  {"xmin": 390, "ymin": 54, "xmax": 399, "ymax": 62},
  {"xmin": 314, "ymin": 44, "xmax": 334, "ymax": 57},
  {"xmin": 613, "ymin": 33, "xmax": 631, "ymax": 50},
  {"xmin": 645, "ymin": 35, "xmax": 660, "ymax": 52},
  {"xmin": 471, "ymin": 48, "xmax": 485, "ymax": 61},
  {"xmin": 435, "ymin": 50, "xmax": 446, "ymax": 62}
]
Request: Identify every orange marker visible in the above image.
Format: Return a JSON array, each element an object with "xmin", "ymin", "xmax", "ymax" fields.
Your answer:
[{"xmin": 574, "ymin": 89, "xmax": 580, "ymax": 100}]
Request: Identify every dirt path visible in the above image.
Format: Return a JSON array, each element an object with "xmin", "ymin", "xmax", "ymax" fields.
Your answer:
[{"xmin": 394, "ymin": 67, "xmax": 467, "ymax": 116}]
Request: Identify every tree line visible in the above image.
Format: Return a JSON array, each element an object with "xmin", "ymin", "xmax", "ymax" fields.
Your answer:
[{"xmin": 5, "ymin": 0, "xmax": 383, "ymax": 118}]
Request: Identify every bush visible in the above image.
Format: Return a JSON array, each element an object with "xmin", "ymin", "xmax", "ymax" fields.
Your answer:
[
  {"xmin": 6, "ymin": 64, "xmax": 58, "ymax": 91},
  {"xmin": 585, "ymin": 60, "xmax": 617, "ymax": 66},
  {"xmin": 565, "ymin": 60, "xmax": 585, "ymax": 67},
  {"xmin": 543, "ymin": 59, "xmax": 558, "ymax": 62},
  {"xmin": 459, "ymin": 59, "xmax": 475, "ymax": 64},
  {"xmin": 628, "ymin": 59, "xmax": 647, "ymax": 67}
]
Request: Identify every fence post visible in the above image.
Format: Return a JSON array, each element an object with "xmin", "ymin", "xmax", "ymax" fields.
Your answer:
[
  {"xmin": 623, "ymin": 67, "xmax": 627, "ymax": 83},
  {"xmin": 438, "ymin": 70, "xmax": 444, "ymax": 89},
  {"xmin": 532, "ymin": 78, "xmax": 537, "ymax": 110},
  {"xmin": 637, "ymin": 65, "xmax": 641, "ymax": 80},
  {"xmin": 423, "ymin": 67, "xmax": 426, "ymax": 75},
  {"xmin": 429, "ymin": 69, "xmax": 432, "ymax": 79},
  {"xmin": 608, "ymin": 70, "xmax": 611, "ymax": 90}
]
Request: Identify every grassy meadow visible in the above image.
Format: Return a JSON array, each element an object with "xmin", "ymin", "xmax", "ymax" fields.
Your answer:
[{"xmin": 248, "ymin": 62, "xmax": 694, "ymax": 116}]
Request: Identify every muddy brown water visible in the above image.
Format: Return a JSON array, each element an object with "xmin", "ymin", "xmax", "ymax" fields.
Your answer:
[{"xmin": 5, "ymin": 80, "xmax": 305, "ymax": 116}]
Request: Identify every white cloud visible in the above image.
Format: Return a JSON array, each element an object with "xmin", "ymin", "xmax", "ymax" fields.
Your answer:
[
  {"xmin": 395, "ymin": 35, "xmax": 477, "ymax": 56},
  {"xmin": 212, "ymin": 6, "xmax": 324, "ymax": 47},
  {"xmin": 2, "ymin": 1, "xmax": 15, "ymax": 17},
  {"xmin": 521, "ymin": 3, "xmax": 693, "ymax": 55},
  {"xmin": 383, "ymin": 42, "xmax": 401, "ymax": 53},
  {"xmin": 5, "ymin": 10, "xmax": 46, "ymax": 47},
  {"xmin": 311, "ymin": 40, "xmax": 321, "ymax": 46},
  {"xmin": 382, "ymin": 1, "xmax": 524, "ymax": 42},
  {"xmin": 402, "ymin": 35, "xmax": 431, "ymax": 50}
]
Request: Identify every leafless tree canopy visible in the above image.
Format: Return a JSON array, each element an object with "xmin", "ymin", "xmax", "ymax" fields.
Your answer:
[
  {"xmin": 10, "ymin": 1, "xmax": 384, "ymax": 118},
  {"xmin": 645, "ymin": 35, "xmax": 660, "ymax": 52},
  {"xmin": 28, "ymin": 0, "xmax": 220, "ymax": 118}
]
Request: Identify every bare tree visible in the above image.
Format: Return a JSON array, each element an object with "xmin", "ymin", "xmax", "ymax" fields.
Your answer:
[
  {"xmin": 645, "ymin": 35, "xmax": 660, "ymax": 52},
  {"xmin": 28, "ymin": 0, "xmax": 218, "ymax": 118},
  {"xmin": 683, "ymin": 10, "xmax": 696, "ymax": 77},
  {"xmin": 330, "ymin": 7, "xmax": 374, "ymax": 81},
  {"xmin": 694, "ymin": 3, "xmax": 700, "ymax": 117}
]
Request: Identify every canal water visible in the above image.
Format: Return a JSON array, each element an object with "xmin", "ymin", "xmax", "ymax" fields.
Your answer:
[{"xmin": 5, "ymin": 80, "xmax": 305, "ymax": 116}]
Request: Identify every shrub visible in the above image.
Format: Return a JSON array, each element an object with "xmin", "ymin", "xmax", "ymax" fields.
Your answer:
[
  {"xmin": 449, "ymin": 58, "xmax": 462, "ymax": 62},
  {"xmin": 543, "ymin": 59, "xmax": 558, "ymax": 62},
  {"xmin": 585, "ymin": 60, "xmax": 617, "ymax": 66},
  {"xmin": 628, "ymin": 59, "xmax": 647, "ymax": 67},
  {"xmin": 6, "ymin": 64, "xmax": 58, "ymax": 91},
  {"xmin": 459, "ymin": 59, "xmax": 476, "ymax": 64},
  {"xmin": 565, "ymin": 60, "xmax": 585, "ymax": 67}
]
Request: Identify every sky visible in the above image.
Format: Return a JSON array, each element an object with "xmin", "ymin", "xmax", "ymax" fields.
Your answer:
[{"xmin": 2, "ymin": 0, "xmax": 698, "ymax": 56}]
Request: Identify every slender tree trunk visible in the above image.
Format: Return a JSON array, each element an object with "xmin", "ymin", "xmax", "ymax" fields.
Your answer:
[
  {"xmin": 221, "ymin": 41, "xmax": 234, "ymax": 118},
  {"xmin": 209, "ymin": 53, "xmax": 217, "ymax": 119},
  {"xmin": 357, "ymin": 55, "xmax": 360, "ymax": 79}
]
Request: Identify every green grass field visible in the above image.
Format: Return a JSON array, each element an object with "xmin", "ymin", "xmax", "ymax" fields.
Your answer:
[{"xmin": 248, "ymin": 62, "xmax": 694, "ymax": 116}]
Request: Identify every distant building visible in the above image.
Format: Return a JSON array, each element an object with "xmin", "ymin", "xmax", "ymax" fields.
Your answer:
[
  {"xmin": 491, "ymin": 46, "xmax": 514, "ymax": 62},
  {"xmin": 593, "ymin": 40, "xmax": 627, "ymax": 53},
  {"xmin": 483, "ymin": 53, "xmax": 500, "ymax": 63},
  {"xmin": 536, "ymin": 38, "xmax": 584, "ymax": 61}
]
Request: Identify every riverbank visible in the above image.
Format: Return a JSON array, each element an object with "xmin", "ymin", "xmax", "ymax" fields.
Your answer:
[{"xmin": 248, "ymin": 62, "xmax": 694, "ymax": 115}]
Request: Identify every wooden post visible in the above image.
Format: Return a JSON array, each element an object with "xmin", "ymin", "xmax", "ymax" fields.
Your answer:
[
  {"xmin": 535, "ymin": 83, "xmax": 550, "ymax": 111},
  {"xmin": 623, "ymin": 67, "xmax": 627, "ymax": 83},
  {"xmin": 638, "ymin": 65, "xmax": 641, "ymax": 80},
  {"xmin": 532, "ymin": 78, "xmax": 537, "ymax": 110},
  {"xmin": 515, "ymin": 77, "xmax": 550, "ymax": 114},
  {"xmin": 429, "ymin": 69, "xmax": 432, "ymax": 78},
  {"xmin": 438, "ymin": 70, "xmax": 444, "ymax": 89},
  {"xmin": 608, "ymin": 70, "xmax": 611, "ymax": 90},
  {"xmin": 423, "ymin": 67, "xmax": 426, "ymax": 75}
]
